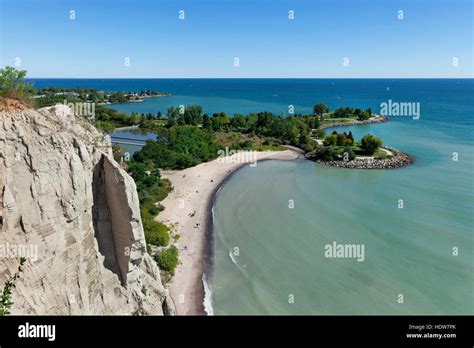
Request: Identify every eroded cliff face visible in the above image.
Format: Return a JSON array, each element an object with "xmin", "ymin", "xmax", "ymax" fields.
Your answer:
[{"xmin": 0, "ymin": 100, "xmax": 174, "ymax": 315}]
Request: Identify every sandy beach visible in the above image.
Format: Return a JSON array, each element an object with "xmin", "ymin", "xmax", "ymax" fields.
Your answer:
[{"xmin": 157, "ymin": 149, "xmax": 300, "ymax": 315}]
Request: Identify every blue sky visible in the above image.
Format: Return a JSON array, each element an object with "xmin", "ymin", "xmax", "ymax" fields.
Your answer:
[{"xmin": 1, "ymin": 0, "xmax": 472, "ymax": 78}]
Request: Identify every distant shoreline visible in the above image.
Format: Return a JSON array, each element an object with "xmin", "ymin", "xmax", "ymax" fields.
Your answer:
[{"xmin": 102, "ymin": 94, "xmax": 173, "ymax": 106}]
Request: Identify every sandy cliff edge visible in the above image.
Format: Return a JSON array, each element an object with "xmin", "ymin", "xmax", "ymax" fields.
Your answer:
[{"xmin": 0, "ymin": 100, "xmax": 174, "ymax": 315}]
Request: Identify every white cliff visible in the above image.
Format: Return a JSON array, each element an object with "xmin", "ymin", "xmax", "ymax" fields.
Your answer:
[{"xmin": 0, "ymin": 100, "xmax": 174, "ymax": 315}]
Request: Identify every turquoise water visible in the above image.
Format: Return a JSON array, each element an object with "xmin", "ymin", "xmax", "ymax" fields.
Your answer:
[
  {"xmin": 29, "ymin": 78, "xmax": 473, "ymax": 314},
  {"xmin": 211, "ymin": 119, "xmax": 473, "ymax": 315},
  {"xmin": 109, "ymin": 93, "xmax": 299, "ymax": 116},
  {"xmin": 111, "ymin": 129, "xmax": 157, "ymax": 154}
]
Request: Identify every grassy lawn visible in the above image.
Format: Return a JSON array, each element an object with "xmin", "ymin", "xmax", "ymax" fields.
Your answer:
[
  {"xmin": 373, "ymin": 148, "xmax": 390, "ymax": 159},
  {"xmin": 320, "ymin": 114, "xmax": 379, "ymax": 126},
  {"xmin": 330, "ymin": 145, "xmax": 392, "ymax": 159},
  {"xmin": 320, "ymin": 116, "xmax": 358, "ymax": 125}
]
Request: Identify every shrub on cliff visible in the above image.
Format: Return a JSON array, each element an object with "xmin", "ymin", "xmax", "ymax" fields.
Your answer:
[
  {"xmin": 0, "ymin": 258, "xmax": 26, "ymax": 316},
  {"xmin": 0, "ymin": 66, "xmax": 33, "ymax": 102},
  {"xmin": 154, "ymin": 245, "xmax": 179, "ymax": 276}
]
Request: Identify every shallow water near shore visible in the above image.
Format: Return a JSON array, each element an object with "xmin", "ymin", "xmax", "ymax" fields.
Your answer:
[{"xmin": 210, "ymin": 120, "xmax": 473, "ymax": 314}]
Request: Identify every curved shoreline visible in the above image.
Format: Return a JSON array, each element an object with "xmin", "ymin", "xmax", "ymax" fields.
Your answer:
[
  {"xmin": 203, "ymin": 162, "xmax": 248, "ymax": 315},
  {"xmin": 202, "ymin": 153, "xmax": 305, "ymax": 315},
  {"xmin": 157, "ymin": 150, "xmax": 300, "ymax": 315}
]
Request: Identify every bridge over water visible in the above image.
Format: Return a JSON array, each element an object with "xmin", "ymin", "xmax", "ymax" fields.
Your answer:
[{"xmin": 110, "ymin": 135, "xmax": 148, "ymax": 147}]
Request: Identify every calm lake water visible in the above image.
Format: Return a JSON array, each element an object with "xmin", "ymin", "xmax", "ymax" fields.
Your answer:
[
  {"xmin": 29, "ymin": 78, "xmax": 474, "ymax": 314},
  {"xmin": 211, "ymin": 120, "xmax": 473, "ymax": 314},
  {"xmin": 110, "ymin": 129, "xmax": 157, "ymax": 154}
]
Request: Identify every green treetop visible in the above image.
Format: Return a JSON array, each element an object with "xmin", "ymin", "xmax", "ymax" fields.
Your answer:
[{"xmin": 0, "ymin": 66, "xmax": 33, "ymax": 101}]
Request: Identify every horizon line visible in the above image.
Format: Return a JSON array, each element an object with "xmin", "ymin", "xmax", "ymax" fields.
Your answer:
[{"xmin": 25, "ymin": 77, "xmax": 474, "ymax": 80}]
